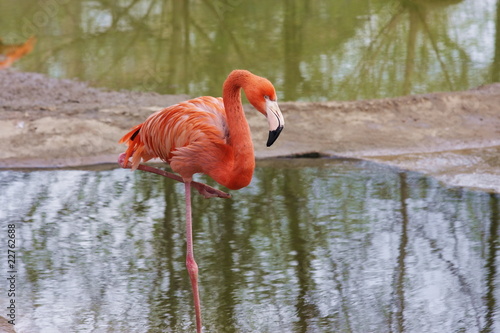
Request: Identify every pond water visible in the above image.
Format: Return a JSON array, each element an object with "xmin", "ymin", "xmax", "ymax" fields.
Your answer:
[
  {"xmin": 0, "ymin": 0, "xmax": 498, "ymax": 101},
  {"xmin": 1, "ymin": 159, "xmax": 499, "ymax": 333}
]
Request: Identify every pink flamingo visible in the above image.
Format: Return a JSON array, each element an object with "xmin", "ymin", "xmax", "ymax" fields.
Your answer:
[{"xmin": 118, "ymin": 70, "xmax": 284, "ymax": 332}]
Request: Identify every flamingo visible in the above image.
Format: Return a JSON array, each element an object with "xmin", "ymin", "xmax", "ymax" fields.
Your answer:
[
  {"xmin": 118, "ymin": 69, "xmax": 284, "ymax": 332},
  {"xmin": 0, "ymin": 36, "xmax": 36, "ymax": 69}
]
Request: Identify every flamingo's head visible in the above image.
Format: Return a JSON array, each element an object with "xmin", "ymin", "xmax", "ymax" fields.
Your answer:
[{"xmin": 245, "ymin": 76, "xmax": 285, "ymax": 147}]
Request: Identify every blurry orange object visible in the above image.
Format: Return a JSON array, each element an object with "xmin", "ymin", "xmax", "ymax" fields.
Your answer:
[{"xmin": 0, "ymin": 36, "xmax": 36, "ymax": 69}]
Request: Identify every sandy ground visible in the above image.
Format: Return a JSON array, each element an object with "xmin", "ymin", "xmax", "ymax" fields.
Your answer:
[{"xmin": 1, "ymin": 69, "xmax": 499, "ymax": 192}]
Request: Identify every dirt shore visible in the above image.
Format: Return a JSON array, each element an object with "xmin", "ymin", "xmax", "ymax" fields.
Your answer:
[{"xmin": 1, "ymin": 69, "xmax": 499, "ymax": 192}]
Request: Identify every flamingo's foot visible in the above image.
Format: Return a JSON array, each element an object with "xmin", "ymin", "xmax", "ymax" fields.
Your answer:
[
  {"xmin": 192, "ymin": 182, "xmax": 230, "ymax": 199},
  {"xmin": 118, "ymin": 153, "xmax": 128, "ymax": 168}
]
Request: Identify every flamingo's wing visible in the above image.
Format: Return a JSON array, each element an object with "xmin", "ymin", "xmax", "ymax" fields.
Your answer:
[{"xmin": 120, "ymin": 96, "xmax": 228, "ymax": 172}]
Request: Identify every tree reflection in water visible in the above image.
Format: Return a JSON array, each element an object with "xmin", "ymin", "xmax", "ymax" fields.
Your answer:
[
  {"xmin": 0, "ymin": 0, "xmax": 497, "ymax": 101},
  {"xmin": 1, "ymin": 159, "xmax": 498, "ymax": 332}
]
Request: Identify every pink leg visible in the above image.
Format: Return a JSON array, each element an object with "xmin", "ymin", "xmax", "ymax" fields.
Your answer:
[
  {"xmin": 184, "ymin": 181, "xmax": 203, "ymax": 333},
  {"xmin": 118, "ymin": 153, "xmax": 230, "ymax": 199}
]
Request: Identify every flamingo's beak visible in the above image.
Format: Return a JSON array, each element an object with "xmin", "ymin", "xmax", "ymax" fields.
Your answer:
[{"xmin": 265, "ymin": 99, "xmax": 284, "ymax": 147}]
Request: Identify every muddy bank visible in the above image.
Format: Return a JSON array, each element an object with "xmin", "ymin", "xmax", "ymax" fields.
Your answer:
[{"xmin": 1, "ymin": 69, "xmax": 499, "ymax": 192}]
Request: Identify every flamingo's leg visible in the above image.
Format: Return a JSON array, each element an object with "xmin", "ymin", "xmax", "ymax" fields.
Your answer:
[
  {"xmin": 118, "ymin": 153, "xmax": 230, "ymax": 199},
  {"xmin": 184, "ymin": 180, "xmax": 203, "ymax": 333}
]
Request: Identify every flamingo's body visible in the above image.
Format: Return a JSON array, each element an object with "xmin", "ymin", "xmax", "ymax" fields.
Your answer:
[{"xmin": 119, "ymin": 70, "xmax": 284, "ymax": 332}]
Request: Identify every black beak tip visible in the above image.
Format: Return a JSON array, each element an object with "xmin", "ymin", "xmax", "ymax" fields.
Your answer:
[{"xmin": 266, "ymin": 126, "xmax": 284, "ymax": 147}]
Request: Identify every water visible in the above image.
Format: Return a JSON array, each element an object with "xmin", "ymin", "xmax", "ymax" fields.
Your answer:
[
  {"xmin": 1, "ymin": 159, "xmax": 498, "ymax": 332},
  {"xmin": 0, "ymin": 0, "xmax": 498, "ymax": 101}
]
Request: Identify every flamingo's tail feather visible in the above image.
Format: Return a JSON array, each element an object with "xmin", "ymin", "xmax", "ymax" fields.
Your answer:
[{"xmin": 119, "ymin": 124, "xmax": 154, "ymax": 170}]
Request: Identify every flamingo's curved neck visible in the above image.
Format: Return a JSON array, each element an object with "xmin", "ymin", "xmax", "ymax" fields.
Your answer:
[
  {"xmin": 216, "ymin": 70, "xmax": 255, "ymax": 189},
  {"xmin": 223, "ymin": 71, "xmax": 253, "ymax": 146}
]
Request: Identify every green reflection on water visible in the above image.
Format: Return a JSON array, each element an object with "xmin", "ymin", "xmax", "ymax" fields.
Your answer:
[
  {"xmin": 0, "ymin": 0, "xmax": 498, "ymax": 101},
  {"xmin": 1, "ymin": 159, "xmax": 498, "ymax": 332}
]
